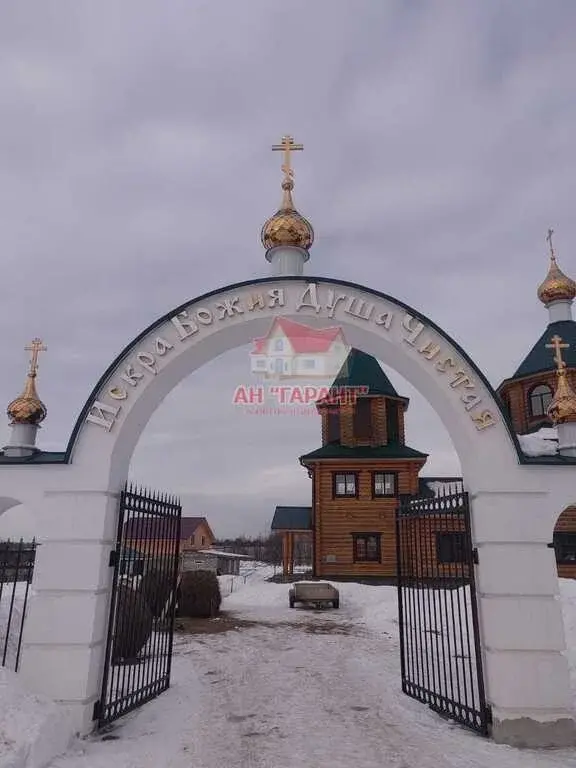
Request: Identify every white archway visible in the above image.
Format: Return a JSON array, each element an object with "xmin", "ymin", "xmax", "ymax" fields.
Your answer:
[
  {"xmin": 67, "ymin": 277, "xmax": 522, "ymax": 493},
  {"xmin": 7, "ymin": 276, "xmax": 576, "ymax": 747}
]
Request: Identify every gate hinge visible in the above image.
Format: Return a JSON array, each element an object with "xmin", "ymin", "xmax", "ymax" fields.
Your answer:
[
  {"xmin": 547, "ymin": 541, "xmax": 555, "ymax": 549},
  {"xmin": 92, "ymin": 699, "xmax": 102, "ymax": 721},
  {"xmin": 108, "ymin": 549, "xmax": 118, "ymax": 567},
  {"xmin": 472, "ymin": 548, "xmax": 479, "ymax": 564}
]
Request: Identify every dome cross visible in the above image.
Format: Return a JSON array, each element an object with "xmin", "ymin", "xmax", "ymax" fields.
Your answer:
[{"xmin": 25, "ymin": 337, "xmax": 47, "ymax": 376}]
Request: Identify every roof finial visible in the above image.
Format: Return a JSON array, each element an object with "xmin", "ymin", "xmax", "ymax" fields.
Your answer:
[
  {"xmin": 546, "ymin": 227, "xmax": 556, "ymax": 261},
  {"xmin": 25, "ymin": 337, "xmax": 47, "ymax": 377},
  {"xmin": 546, "ymin": 335, "xmax": 576, "ymax": 424},
  {"xmin": 6, "ymin": 338, "xmax": 48, "ymax": 426},
  {"xmin": 546, "ymin": 334, "xmax": 569, "ymax": 371},
  {"xmin": 261, "ymin": 135, "xmax": 314, "ymax": 255},
  {"xmin": 537, "ymin": 228, "xmax": 576, "ymax": 306}
]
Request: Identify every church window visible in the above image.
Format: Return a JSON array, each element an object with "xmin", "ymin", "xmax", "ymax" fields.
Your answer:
[
  {"xmin": 274, "ymin": 338, "xmax": 283, "ymax": 351},
  {"xmin": 528, "ymin": 384, "xmax": 553, "ymax": 417},
  {"xmin": 353, "ymin": 398, "xmax": 372, "ymax": 439},
  {"xmin": 436, "ymin": 532, "xmax": 467, "ymax": 564},
  {"xmin": 326, "ymin": 411, "xmax": 340, "ymax": 443},
  {"xmin": 373, "ymin": 472, "xmax": 396, "ymax": 497},
  {"xmin": 553, "ymin": 532, "xmax": 576, "ymax": 563},
  {"xmin": 353, "ymin": 533, "xmax": 381, "ymax": 562},
  {"xmin": 386, "ymin": 400, "xmax": 399, "ymax": 442},
  {"xmin": 333, "ymin": 472, "xmax": 357, "ymax": 497}
]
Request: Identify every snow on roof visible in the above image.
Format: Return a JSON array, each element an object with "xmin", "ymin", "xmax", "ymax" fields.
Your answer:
[
  {"xmin": 517, "ymin": 427, "xmax": 558, "ymax": 457},
  {"xmin": 198, "ymin": 549, "xmax": 251, "ymax": 559}
]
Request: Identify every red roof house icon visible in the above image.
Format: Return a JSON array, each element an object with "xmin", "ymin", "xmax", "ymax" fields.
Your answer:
[{"xmin": 250, "ymin": 318, "xmax": 349, "ymax": 380}]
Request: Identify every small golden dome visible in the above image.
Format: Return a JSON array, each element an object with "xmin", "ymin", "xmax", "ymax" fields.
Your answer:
[
  {"xmin": 261, "ymin": 178, "xmax": 314, "ymax": 251},
  {"xmin": 7, "ymin": 373, "xmax": 47, "ymax": 426},
  {"xmin": 547, "ymin": 366, "xmax": 576, "ymax": 424},
  {"xmin": 537, "ymin": 230, "xmax": 576, "ymax": 305}
]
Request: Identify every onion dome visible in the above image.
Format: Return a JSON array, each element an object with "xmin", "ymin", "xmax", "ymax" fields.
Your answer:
[
  {"xmin": 7, "ymin": 338, "xmax": 47, "ymax": 426},
  {"xmin": 7, "ymin": 372, "xmax": 47, "ymax": 425},
  {"xmin": 261, "ymin": 135, "xmax": 314, "ymax": 252},
  {"xmin": 537, "ymin": 229, "xmax": 576, "ymax": 305},
  {"xmin": 261, "ymin": 178, "xmax": 314, "ymax": 251},
  {"xmin": 547, "ymin": 366, "xmax": 576, "ymax": 424}
]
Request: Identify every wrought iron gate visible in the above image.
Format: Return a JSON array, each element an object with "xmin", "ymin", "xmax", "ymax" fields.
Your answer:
[
  {"xmin": 395, "ymin": 487, "xmax": 490, "ymax": 736},
  {"xmin": 94, "ymin": 483, "xmax": 182, "ymax": 728}
]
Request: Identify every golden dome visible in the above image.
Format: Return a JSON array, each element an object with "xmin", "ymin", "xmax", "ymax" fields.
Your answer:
[
  {"xmin": 7, "ymin": 373, "xmax": 47, "ymax": 426},
  {"xmin": 261, "ymin": 179, "xmax": 314, "ymax": 251},
  {"xmin": 547, "ymin": 366, "xmax": 576, "ymax": 424},
  {"xmin": 537, "ymin": 230, "xmax": 576, "ymax": 305}
]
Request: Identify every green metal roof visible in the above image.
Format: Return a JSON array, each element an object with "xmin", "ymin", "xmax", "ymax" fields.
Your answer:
[
  {"xmin": 271, "ymin": 506, "xmax": 312, "ymax": 530},
  {"xmin": 299, "ymin": 443, "xmax": 428, "ymax": 462},
  {"xmin": 510, "ymin": 320, "xmax": 576, "ymax": 380},
  {"xmin": 328, "ymin": 348, "xmax": 405, "ymax": 399}
]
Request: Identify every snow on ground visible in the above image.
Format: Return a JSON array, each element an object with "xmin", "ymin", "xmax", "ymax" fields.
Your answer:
[
  {"xmin": 0, "ymin": 668, "xmax": 73, "ymax": 768},
  {"xmin": 42, "ymin": 568, "xmax": 576, "ymax": 768}
]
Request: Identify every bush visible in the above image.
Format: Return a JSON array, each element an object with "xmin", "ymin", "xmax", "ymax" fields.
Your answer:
[
  {"xmin": 139, "ymin": 567, "xmax": 175, "ymax": 618},
  {"xmin": 112, "ymin": 583, "xmax": 154, "ymax": 663},
  {"xmin": 177, "ymin": 570, "xmax": 222, "ymax": 618}
]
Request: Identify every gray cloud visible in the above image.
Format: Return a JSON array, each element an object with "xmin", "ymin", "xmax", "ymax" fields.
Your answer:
[{"xmin": 1, "ymin": 1, "xmax": 576, "ymax": 536}]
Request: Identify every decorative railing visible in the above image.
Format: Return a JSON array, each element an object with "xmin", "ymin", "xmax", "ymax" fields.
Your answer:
[{"xmin": 0, "ymin": 539, "xmax": 36, "ymax": 672}]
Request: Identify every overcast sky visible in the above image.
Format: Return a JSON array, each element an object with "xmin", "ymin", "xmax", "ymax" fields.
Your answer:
[{"xmin": 1, "ymin": 1, "xmax": 576, "ymax": 538}]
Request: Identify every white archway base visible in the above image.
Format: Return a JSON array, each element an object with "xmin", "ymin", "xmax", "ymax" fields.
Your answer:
[{"xmin": 2, "ymin": 277, "xmax": 576, "ymax": 747}]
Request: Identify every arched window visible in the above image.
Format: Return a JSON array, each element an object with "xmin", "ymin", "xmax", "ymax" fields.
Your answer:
[{"xmin": 529, "ymin": 384, "xmax": 553, "ymax": 417}]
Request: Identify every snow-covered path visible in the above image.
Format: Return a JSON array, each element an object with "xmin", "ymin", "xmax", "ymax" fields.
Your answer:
[{"xmin": 47, "ymin": 574, "xmax": 576, "ymax": 768}]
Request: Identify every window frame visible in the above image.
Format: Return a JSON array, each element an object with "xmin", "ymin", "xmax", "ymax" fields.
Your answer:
[
  {"xmin": 326, "ymin": 410, "xmax": 340, "ymax": 444},
  {"xmin": 553, "ymin": 532, "xmax": 576, "ymax": 564},
  {"xmin": 353, "ymin": 397, "xmax": 373, "ymax": 440},
  {"xmin": 352, "ymin": 532, "xmax": 382, "ymax": 563},
  {"xmin": 372, "ymin": 471, "xmax": 397, "ymax": 498},
  {"xmin": 528, "ymin": 383, "xmax": 553, "ymax": 418},
  {"xmin": 332, "ymin": 472, "xmax": 358, "ymax": 498}
]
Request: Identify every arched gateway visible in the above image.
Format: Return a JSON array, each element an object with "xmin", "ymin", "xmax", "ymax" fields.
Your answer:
[{"xmin": 2, "ymin": 139, "xmax": 576, "ymax": 750}]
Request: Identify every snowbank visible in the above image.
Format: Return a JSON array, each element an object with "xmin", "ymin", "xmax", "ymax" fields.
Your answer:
[{"xmin": 0, "ymin": 669, "xmax": 74, "ymax": 768}]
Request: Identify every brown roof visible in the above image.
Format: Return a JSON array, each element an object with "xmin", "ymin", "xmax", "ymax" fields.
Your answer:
[{"xmin": 123, "ymin": 516, "xmax": 211, "ymax": 541}]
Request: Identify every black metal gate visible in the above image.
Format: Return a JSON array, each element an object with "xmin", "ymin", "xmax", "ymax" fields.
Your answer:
[
  {"xmin": 395, "ymin": 487, "xmax": 490, "ymax": 735},
  {"xmin": 94, "ymin": 483, "xmax": 182, "ymax": 728}
]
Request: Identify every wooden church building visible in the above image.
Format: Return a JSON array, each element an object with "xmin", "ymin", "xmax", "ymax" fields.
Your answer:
[{"xmin": 272, "ymin": 349, "xmax": 466, "ymax": 579}]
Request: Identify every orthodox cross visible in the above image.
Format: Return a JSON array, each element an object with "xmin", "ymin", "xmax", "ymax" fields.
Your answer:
[
  {"xmin": 272, "ymin": 135, "xmax": 303, "ymax": 181},
  {"xmin": 546, "ymin": 334, "xmax": 569, "ymax": 371},
  {"xmin": 25, "ymin": 337, "xmax": 47, "ymax": 376},
  {"xmin": 546, "ymin": 227, "xmax": 556, "ymax": 259}
]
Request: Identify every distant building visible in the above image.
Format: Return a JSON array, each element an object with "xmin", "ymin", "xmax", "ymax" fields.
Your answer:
[{"xmin": 123, "ymin": 515, "xmax": 215, "ymax": 555}]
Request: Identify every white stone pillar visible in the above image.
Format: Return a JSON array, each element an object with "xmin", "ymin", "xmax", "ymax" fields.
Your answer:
[
  {"xmin": 265, "ymin": 246, "xmax": 309, "ymax": 276},
  {"xmin": 557, "ymin": 422, "xmax": 576, "ymax": 457},
  {"xmin": 547, "ymin": 299, "xmax": 573, "ymax": 323},
  {"xmin": 3, "ymin": 423, "xmax": 40, "ymax": 457},
  {"xmin": 472, "ymin": 489, "xmax": 576, "ymax": 747},
  {"xmin": 19, "ymin": 489, "xmax": 119, "ymax": 735}
]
